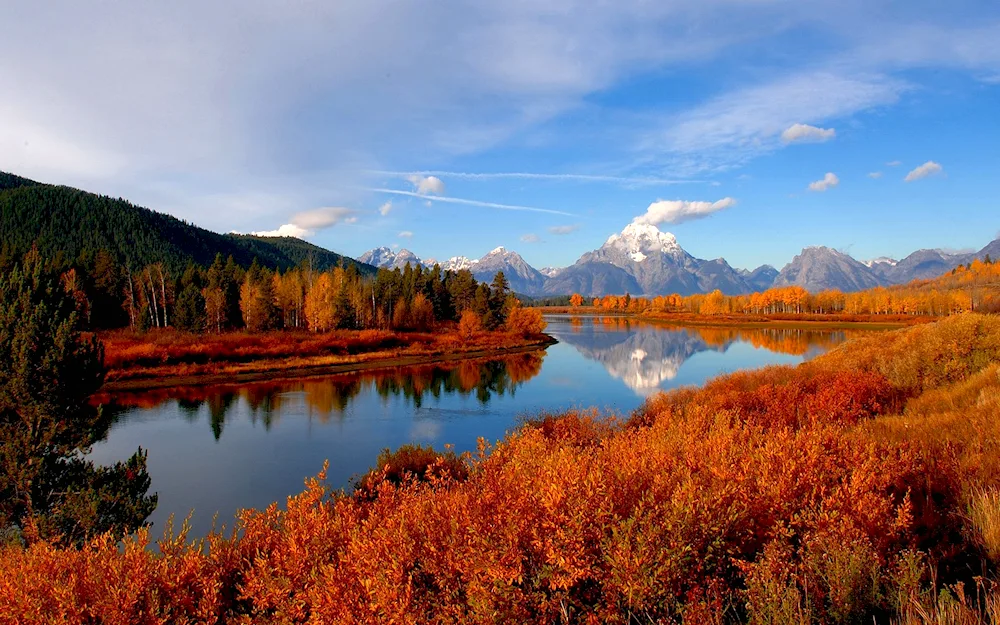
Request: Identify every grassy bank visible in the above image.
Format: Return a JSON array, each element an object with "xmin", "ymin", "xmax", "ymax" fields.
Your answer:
[
  {"xmin": 539, "ymin": 306, "xmax": 932, "ymax": 329},
  {"xmin": 98, "ymin": 328, "xmax": 555, "ymax": 391},
  {"xmin": 5, "ymin": 315, "xmax": 1000, "ymax": 623}
]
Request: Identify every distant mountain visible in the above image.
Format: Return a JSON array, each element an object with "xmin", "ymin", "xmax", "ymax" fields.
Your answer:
[
  {"xmin": 358, "ymin": 245, "xmax": 546, "ymax": 294},
  {"xmin": 743, "ymin": 265, "xmax": 779, "ymax": 291},
  {"xmin": 773, "ymin": 247, "xmax": 883, "ymax": 292},
  {"xmin": 469, "ymin": 247, "xmax": 546, "ymax": 295},
  {"xmin": 978, "ymin": 238, "xmax": 1000, "ymax": 261},
  {"xmin": 0, "ymin": 171, "xmax": 374, "ymax": 275},
  {"xmin": 542, "ymin": 262, "xmax": 642, "ymax": 298},
  {"xmin": 880, "ymin": 249, "xmax": 968, "ymax": 283},
  {"xmin": 555, "ymin": 223, "xmax": 752, "ymax": 296},
  {"xmin": 539, "ymin": 266, "xmax": 563, "ymax": 278},
  {"xmin": 358, "ymin": 247, "xmax": 423, "ymax": 270}
]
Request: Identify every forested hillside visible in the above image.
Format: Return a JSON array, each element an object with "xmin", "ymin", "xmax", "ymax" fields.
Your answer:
[{"xmin": 0, "ymin": 172, "xmax": 373, "ymax": 275}]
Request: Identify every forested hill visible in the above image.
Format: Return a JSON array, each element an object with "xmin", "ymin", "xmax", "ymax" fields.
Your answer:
[{"xmin": 0, "ymin": 172, "xmax": 375, "ymax": 275}]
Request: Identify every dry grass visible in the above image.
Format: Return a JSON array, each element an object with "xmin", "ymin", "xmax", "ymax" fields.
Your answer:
[{"xmin": 98, "ymin": 327, "xmax": 551, "ymax": 386}]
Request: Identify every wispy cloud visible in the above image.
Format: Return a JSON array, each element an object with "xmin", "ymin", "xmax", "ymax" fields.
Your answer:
[
  {"xmin": 654, "ymin": 71, "xmax": 906, "ymax": 171},
  {"xmin": 368, "ymin": 188, "xmax": 575, "ymax": 216},
  {"xmin": 781, "ymin": 123, "xmax": 836, "ymax": 144},
  {"xmin": 633, "ymin": 197, "xmax": 736, "ymax": 226},
  {"xmin": 548, "ymin": 224, "xmax": 581, "ymax": 235},
  {"xmin": 370, "ymin": 170, "xmax": 697, "ymax": 186},
  {"xmin": 808, "ymin": 172, "xmax": 840, "ymax": 192},
  {"xmin": 868, "ymin": 171, "xmax": 883, "ymax": 179},
  {"xmin": 520, "ymin": 233, "xmax": 540, "ymax": 243},
  {"xmin": 378, "ymin": 201, "xmax": 393, "ymax": 216},
  {"xmin": 905, "ymin": 161, "xmax": 943, "ymax": 182},
  {"xmin": 398, "ymin": 230, "xmax": 413, "ymax": 238},
  {"xmin": 886, "ymin": 160, "xmax": 902, "ymax": 167}
]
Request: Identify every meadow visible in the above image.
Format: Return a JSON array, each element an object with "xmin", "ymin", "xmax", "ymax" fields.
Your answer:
[{"xmin": 3, "ymin": 313, "xmax": 1000, "ymax": 623}]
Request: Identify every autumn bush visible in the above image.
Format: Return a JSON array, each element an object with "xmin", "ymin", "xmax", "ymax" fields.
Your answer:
[
  {"xmin": 7, "ymin": 314, "xmax": 1000, "ymax": 623},
  {"xmin": 504, "ymin": 305, "xmax": 547, "ymax": 336},
  {"xmin": 457, "ymin": 308, "xmax": 483, "ymax": 339}
]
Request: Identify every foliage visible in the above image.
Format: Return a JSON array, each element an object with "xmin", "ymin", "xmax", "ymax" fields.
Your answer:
[
  {"xmin": 353, "ymin": 444, "xmax": 469, "ymax": 501},
  {"xmin": 0, "ymin": 255, "xmax": 155, "ymax": 546},
  {"xmin": 504, "ymin": 304, "xmax": 547, "ymax": 336}
]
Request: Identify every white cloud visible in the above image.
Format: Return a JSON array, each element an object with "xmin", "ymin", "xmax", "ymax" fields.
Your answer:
[
  {"xmin": 868, "ymin": 171, "xmax": 883, "ymax": 179},
  {"xmin": 781, "ymin": 123, "xmax": 836, "ymax": 144},
  {"xmin": 378, "ymin": 201, "xmax": 393, "ymax": 216},
  {"xmin": 808, "ymin": 172, "xmax": 840, "ymax": 192},
  {"xmin": 548, "ymin": 224, "xmax": 581, "ymax": 235},
  {"xmin": 398, "ymin": 230, "xmax": 413, "ymax": 238},
  {"xmin": 407, "ymin": 174, "xmax": 446, "ymax": 195},
  {"xmin": 904, "ymin": 161, "xmax": 943, "ymax": 182},
  {"xmin": 292, "ymin": 207, "xmax": 358, "ymax": 229},
  {"xmin": 633, "ymin": 197, "xmax": 736, "ymax": 226},
  {"xmin": 252, "ymin": 206, "xmax": 357, "ymax": 239},
  {"xmin": 520, "ymin": 233, "xmax": 540, "ymax": 243},
  {"xmin": 251, "ymin": 224, "xmax": 311, "ymax": 238}
]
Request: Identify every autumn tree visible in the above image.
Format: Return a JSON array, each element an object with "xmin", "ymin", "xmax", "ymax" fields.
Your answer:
[
  {"xmin": 570, "ymin": 293, "xmax": 584, "ymax": 307},
  {"xmin": 305, "ymin": 272, "xmax": 338, "ymax": 332},
  {"xmin": 240, "ymin": 261, "xmax": 279, "ymax": 332}
]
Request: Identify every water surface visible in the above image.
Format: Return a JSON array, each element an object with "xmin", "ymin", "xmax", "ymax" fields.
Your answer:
[{"xmin": 90, "ymin": 316, "xmax": 863, "ymax": 536}]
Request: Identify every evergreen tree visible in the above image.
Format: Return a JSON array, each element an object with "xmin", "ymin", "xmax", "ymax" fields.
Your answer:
[{"xmin": 0, "ymin": 254, "xmax": 156, "ymax": 545}]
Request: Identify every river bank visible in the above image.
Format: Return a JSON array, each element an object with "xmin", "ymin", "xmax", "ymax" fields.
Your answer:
[{"xmin": 99, "ymin": 328, "xmax": 556, "ymax": 392}]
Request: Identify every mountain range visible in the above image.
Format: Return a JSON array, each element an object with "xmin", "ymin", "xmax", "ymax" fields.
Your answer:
[
  {"xmin": 361, "ymin": 223, "xmax": 1000, "ymax": 297},
  {"xmin": 3, "ymin": 168, "xmax": 995, "ymax": 297}
]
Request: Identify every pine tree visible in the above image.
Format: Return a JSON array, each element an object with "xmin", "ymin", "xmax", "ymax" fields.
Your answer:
[{"xmin": 0, "ymin": 254, "xmax": 156, "ymax": 545}]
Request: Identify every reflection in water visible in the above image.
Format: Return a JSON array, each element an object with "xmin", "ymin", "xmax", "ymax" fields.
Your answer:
[
  {"xmin": 98, "ymin": 352, "xmax": 545, "ymax": 440},
  {"xmin": 89, "ymin": 316, "xmax": 866, "ymax": 538},
  {"xmin": 550, "ymin": 316, "xmax": 855, "ymax": 395}
]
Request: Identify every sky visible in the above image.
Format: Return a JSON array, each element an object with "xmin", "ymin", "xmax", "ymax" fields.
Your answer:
[{"xmin": 2, "ymin": 1, "xmax": 999, "ymax": 271}]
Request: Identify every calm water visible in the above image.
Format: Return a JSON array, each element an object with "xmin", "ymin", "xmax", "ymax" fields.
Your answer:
[{"xmin": 90, "ymin": 316, "xmax": 859, "ymax": 536}]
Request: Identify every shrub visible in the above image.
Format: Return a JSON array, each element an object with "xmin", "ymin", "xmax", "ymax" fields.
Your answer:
[
  {"xmin": 504, "ymin": 305, "xmax": 546, "ymax": 336},
  {"xmin": 353, "ymin": 444, "xmax": 468, "ymax": 500},
  {"xmin": 458, "ymin": 309, "xmax": 483, "ymax": 339}
]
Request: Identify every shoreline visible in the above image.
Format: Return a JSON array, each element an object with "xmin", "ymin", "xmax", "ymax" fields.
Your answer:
[
  {"xmin": 100, "ymin": 335, "xmax": 557, "ymax": 393},
  {"xmin": 538, "ymin": 308, "xmax": 932, "ymax": 330}
]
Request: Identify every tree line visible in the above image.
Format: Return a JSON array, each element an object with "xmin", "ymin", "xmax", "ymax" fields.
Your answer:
[
  {"xmin": 568, "ymin": 256, "xmax": 1000, "ymax": 317},
  {"xmin": 4, "ymin": 248, "xmax": 533, "ymax": 334}
]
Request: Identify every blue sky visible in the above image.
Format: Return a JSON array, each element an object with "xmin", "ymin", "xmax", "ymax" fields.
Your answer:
[{"xmin": 2, "ymin": 1, "xmax": 999, "ymax": 271}]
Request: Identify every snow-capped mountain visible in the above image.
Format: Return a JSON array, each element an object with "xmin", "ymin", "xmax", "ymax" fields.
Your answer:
[
  {"xmin": 357, "ymin": 247, "xmax": 425, "ymax": 270},
  {"xmin": 360, "ymin": 231, "xmax": 1000, "ymax": 297},
  {"xmin": 861, "ymin": 257, "xmax": 898, "ymax": 269},
  {"xmin": 555, "ymin": 222, "xmax": 752, "ymax": 296},
  {"xmin": 358, "ymin": 246, "xmax": 546, "ymax": 294}
]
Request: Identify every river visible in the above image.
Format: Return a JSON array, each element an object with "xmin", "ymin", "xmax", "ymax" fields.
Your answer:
[{"xmin": 90, "ymin": 315, "xmax": 864, "ymax": 537}]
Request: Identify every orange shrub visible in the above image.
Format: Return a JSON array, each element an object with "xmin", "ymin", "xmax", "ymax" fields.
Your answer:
[
  {"xmin": 504, "ymin": 306, "xmax": 546, "ymax": 336},
  {"xmin": 457, "ymin": 309, "xmax": 483, "ymax": 340},
  {"xmin": 5, "ymin": 314, "xmax": 1000, "ymax": 623}
]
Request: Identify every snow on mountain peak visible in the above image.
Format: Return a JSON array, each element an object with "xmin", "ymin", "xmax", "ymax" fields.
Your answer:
[
  {"xmin": 862, "ymin": 256, "xmax": 898, "ymax": 267},
  {"xmin": 605, "ymin": 222, "xmax": 682, "ymax": 257},
  {"xmin": 488, "ymin": 246, "xmax": 507, "ymax": 255}
]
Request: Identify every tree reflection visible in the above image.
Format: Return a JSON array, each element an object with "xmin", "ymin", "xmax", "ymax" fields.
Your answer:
[{"xmin": 99, "ymin": 351, "xmax": 547, "ymax": 440}]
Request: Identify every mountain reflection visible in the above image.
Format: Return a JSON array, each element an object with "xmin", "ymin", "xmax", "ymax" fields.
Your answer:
[
  {"xmin": 550, "ymin": 316, "xmax": 855, "ymax": 395},
  {"xmin": 96, "ymin": 352, "xmax": 546, "ymax": 439}
]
